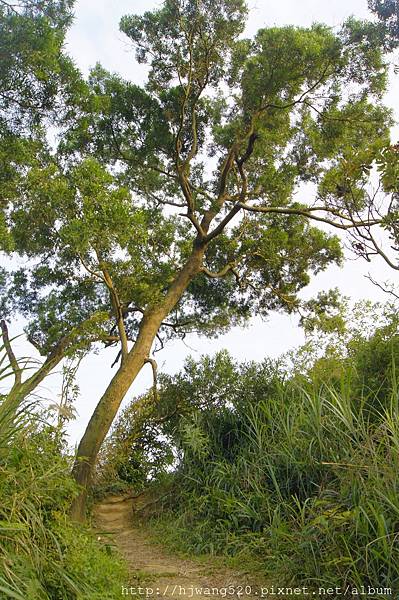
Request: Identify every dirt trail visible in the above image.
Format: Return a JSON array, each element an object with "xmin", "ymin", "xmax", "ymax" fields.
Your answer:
[{"xmin": 93, "ymin": 494, "xmax": 260, "ymax": 599}]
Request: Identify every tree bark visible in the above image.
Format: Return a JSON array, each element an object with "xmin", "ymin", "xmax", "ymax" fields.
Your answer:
[{"xmin": 70, "ymin": 244, "xmax": 205, "ymax": 521}]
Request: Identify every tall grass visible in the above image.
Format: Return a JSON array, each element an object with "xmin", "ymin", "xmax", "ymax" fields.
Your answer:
[
  {"xmin": 184, "ymin": 376, "xmax": 397, "ymax": 592},
  {"xmin": 0, "ymin": 345, "xmax": 128, "ymax": 599},
  {"xmin": 103, "ymin": 335, "xmax": 399, "ymax": 595}
]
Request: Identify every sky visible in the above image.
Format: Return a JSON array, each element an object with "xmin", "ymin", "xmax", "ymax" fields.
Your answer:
[{"xmin": 5, "ymin": 0, "xmax": 399, "ymax": 445}]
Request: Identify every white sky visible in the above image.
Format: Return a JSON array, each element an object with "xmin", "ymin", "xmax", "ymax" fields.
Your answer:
[{"xmin": 5, "ymin": 0, "xmax": 399, "ymax": 445}]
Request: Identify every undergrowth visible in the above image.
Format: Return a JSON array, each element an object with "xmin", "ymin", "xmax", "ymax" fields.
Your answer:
[
  {"xmin": 100, "ymin": 316, "xmax": 399, "ymax": 597},
  {"xmin": 0, "ymin": 350, "xmax": 128, "ymax": 599}
]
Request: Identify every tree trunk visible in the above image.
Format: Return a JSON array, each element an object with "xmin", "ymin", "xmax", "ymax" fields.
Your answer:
[
  {"xmin": 1, "ymin": 315, "xmax": 100, "ymax": 419},
  {"xmin": 70, "ymin": 245, "xmax": 205, "ymax": 522},
  {"xmin": 1, "ymin": 333, "xmax": 70, "ymax": 420}
]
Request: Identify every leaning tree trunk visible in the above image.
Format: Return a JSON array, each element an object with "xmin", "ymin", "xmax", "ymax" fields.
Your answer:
[
  {"xmin": 1, "ymin": 319, "xmax": 71, "ymax": 420},
  {"xmin": 70, "ymin": 245, "xmax": 205, "ymax": 522}
]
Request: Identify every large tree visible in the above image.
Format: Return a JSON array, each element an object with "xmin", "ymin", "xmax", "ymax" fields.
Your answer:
[{"xmin": 2, "ymin": 0, "xmax": 395, "ymax": 520}]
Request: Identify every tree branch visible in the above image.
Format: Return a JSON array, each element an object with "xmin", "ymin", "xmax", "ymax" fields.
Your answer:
[
  {"xmin": 100, "ymin": 266, "xmax": 129, "ymax": 363},
  {"xmin": 258, "ymin": 65, "xmax": 332, "ymax": 113},
  {"xmin": 200, "ymin": 262, "xmax": 239, "ymax": 279},
  {"xmin": 236, "ymin": 202, "xmax": 381, "ymax": 231},
  {"xmin": 0, "ymin": 319, "xmax": 21, "ymax": 388},
  {"xmin": 145, "ymin": 357, "xmax": 158, "ymax": 401},
  {"xmin": 199, "ymin": 146, "xmax": 237, "ymax": 236},
  {"xmin": 111, "ymin": 349, "xmax": 122, "ymax": 368},
  {"xmin": 365, "ymin": 275, "xmax": 399, "ymax": 300}
]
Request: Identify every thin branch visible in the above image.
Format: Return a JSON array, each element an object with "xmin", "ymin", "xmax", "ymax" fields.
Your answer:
[
  {"xmin": 365, "ymin": 275, "xmax": 399, "ymax": 300},
  {"xmin": 111, "ymin": 350, "xmax": 122, "ymax": 369},
  {"xmin": 0, "ymin": 320, "xmax": 21, "ymax": 388},
  {"xmin": 160, "ymin": 318, "xmax": 195, "ymax": 332},
  {"xmin": 152, "ymin": 196, "xmax": 186, "ymax": 208},
  {"xmin": 258, "ymin": 65, "xmax": 332, "ymax": 113},
  {"xmin": 144, "ymin": 357, "xmax": 158, "ymax": 402},
  {"xmin": 0, "ymin": 1, "xmax": 19, "ymax": 13},
  {"xmin": 154, "ymin": 332, "xmax": 165, "ymax": 354},
  {"xmin": 100, "ymin": 266, "xmax": 129, "ymax": 363},
  {"xmin": 77, "ymin": 253, "xmax": 104, "ymax": 281},
  {"xmin": 148, "ymin": 164, "xmax": 179, "ymax": 181},
  {"xmin": 361, "ymin": 227, "xmax": 399, "ymax": 270},
  {"xmin": 200, "ymin": 262, "xmax": 239, "ymax": 279},
  {"xmin": 237, "ymin": 202, "xmax": 381, "ymax": 231}
]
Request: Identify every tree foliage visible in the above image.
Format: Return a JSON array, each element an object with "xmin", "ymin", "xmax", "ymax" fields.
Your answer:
[
  {"xmin": 3, "ymin": 1, "xmax": 393, "ymax": 353},
  {"xmin": 1, "ymin": 0, "xmax": 397, "ymax": 518},
  {"xmin": 0, "ymin": 0, "xmax": 81, "ymax": 251},
  {"xmin": 368, "ymin": 0, "xmax": 399, "ymax": 49}
]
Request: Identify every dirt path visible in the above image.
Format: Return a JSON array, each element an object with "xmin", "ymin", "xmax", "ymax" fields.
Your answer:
[{"xmin": 93, "ymin": 494, "xmax": 260, "ymax": 599}]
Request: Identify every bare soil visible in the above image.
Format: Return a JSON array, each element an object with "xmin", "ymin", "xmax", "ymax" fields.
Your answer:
[{"xmin": 93, "ymin": 494, "xmax": 261, "ymax": 599}]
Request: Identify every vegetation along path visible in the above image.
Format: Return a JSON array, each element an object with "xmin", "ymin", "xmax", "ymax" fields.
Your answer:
[{"xmin": 94, "ymin": 494, "xmax": 260, "ymax": 599}]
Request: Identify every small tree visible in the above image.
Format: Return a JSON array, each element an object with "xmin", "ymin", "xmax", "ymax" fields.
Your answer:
[{"xmin": 2, "ymin": 0, "xmax": 395, "ymax": 519}]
